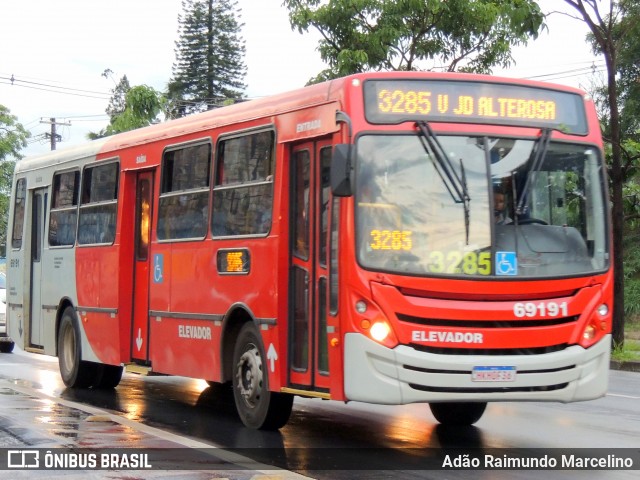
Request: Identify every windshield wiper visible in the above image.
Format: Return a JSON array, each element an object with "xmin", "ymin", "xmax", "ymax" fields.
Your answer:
[
  {"xmin": 459, "ymin": 158, "xmax": 470, "ymax": 245},
  {"xmin": 416, "ymin": 121, "xmax": 469, "ymax": 205},
  {"xmin": 515, "ymin": 128, "xmax": 552, "ymax": 216},
  {"xmin": 416, "ymin": 121, "xmax": 471, "ymax": 243}
]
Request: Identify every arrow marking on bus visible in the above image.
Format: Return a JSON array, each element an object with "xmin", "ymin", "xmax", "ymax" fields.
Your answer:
[
  {"xmin": 136, "ymin": 328, "xmax": 143, "ymax": 351},
  {"xmin": 267, "ymin": 343, "xmax": 278, "ymax": 373}
]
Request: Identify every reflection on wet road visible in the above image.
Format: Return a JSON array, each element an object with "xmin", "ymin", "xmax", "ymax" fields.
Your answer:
[{"xmin": 1, "ymin": 349, "xmax": 639, "ymax": 479}]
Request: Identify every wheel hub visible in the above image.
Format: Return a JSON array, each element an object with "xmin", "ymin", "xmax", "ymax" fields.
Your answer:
[{"xmin": 235, "ymin": 344, "xmax": 263, "ymax": 408}]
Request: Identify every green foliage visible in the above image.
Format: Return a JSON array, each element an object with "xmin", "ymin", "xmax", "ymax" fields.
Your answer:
[
  {"xmin": 587, "ymin": 0, "xmax": 640, "ymax": 139},
  {"xmin": 611, "ymin": 338, "xmax": 640, "ymax": 362},
  {"xmin": 105, "ymin": 85, "xmax": 166, "ymax": 135},
  {"xmin": 283, "ymin": 0, "xmax": 545, "ymax": 83},
  {"xmin": 0, "ymin": 105, "xmax": 29, "ymax": 161},
  {"xmin": 0, "ymin": 160, "xmax": 13, "ymax": 256},
  {"xmin": 612, "ymin": 0, "xmax": 640, "ymax": 137},
  {"xmin": 89, "ymin": 83, "xmax": 165, "ymax": 139},
  {"xmin": 0, "ymin": 105, "xmax": 29, "ymax": 256},
  {"xmin": 167, "ymin": 0, "xmax": 247, "ymax": 116}
]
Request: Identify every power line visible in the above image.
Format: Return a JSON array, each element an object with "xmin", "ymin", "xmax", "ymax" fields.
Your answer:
[
  {"xmin": 542, "ymin": 69, "xmax": 607, "ymax": 82},
  {"xmin": 0, "ymin": 75, "xmax": 111, "ymax": 100},
  {"xmin": 3, "ymin": 75, "xmax": 110, "ymax": 96},
  {"xmin": 68, "ymin": 117, "xmax": 110, "ymax": 123},
  {"xmin": 524, "ymin": 63, "xmax": 606, "ymax": 81},
  {"xmin": 64, "ymin": 114, "xmax": 109, "ymax": 119}
]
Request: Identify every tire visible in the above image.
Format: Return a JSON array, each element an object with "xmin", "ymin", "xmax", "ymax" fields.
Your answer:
[
  {"xmin": 57, "ymin": 307, "xmax": 101, "ymax": 388},
  {"xmin": 232, "ymin": 322, "xmax": 293, "ymax": 430},
  {"xmin": 94, "ymin": 364, "xmax": 123, "ymax": 389},
  {"xmin": 206, "ymin": 381, "xmax": 234, "ymax": 398},
  {"xmin": 429, "ymin": 402, "xmax": 487, "ymax": 426},
  {"xmin": 0, "ymin": 341, "xmax": 14, "ymax": 353}
]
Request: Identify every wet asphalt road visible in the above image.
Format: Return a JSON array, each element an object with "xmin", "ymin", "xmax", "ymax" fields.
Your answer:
[{"xmin": 0, "ymin": 347, "xmax": 638, "ymax": 479}]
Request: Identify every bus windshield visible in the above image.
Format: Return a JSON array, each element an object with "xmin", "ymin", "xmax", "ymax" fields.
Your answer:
[{"xmin": 355, "ymin": 134, "xmax": 609, "ymax": 278}]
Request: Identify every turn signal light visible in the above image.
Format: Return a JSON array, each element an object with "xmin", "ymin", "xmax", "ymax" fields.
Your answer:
[{"xmin": 583, "ymin": 324, "xmax": 596, "ymax": 341}]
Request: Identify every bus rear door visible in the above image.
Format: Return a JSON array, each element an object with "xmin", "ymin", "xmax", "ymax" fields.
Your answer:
[
  {"xmin": 131, "ymin": 171, "xmax": 154, "ymax": 362},
  {"xmin": 28, "ymin": 188, "xmax": 47, "ymax": 349}
]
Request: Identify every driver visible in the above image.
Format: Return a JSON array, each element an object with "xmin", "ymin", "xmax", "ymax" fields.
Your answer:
[{"xmin": 494, "ymin": 188, "xmax": 512, "ymax": 224}]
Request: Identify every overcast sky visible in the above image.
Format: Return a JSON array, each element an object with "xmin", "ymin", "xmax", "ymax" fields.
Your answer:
[{"xmin": 1, "ymin": 0, "xmax": 604, "ymax": 158}]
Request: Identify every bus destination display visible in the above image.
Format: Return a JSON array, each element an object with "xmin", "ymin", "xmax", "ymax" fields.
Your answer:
[{"xmin": 364, "ymin": 79, "xmax": 588, "ymax": 134}]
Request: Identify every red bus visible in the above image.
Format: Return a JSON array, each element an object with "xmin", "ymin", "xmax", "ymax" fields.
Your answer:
[{"xmin": 6, "ymin": 72, "xmax": 612, "ymax": 429}]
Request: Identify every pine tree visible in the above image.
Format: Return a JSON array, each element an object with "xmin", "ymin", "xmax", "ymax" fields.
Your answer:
[
  {"xmin": 168, "ymin": 0, "xmax": 247, "ymax": 117},
  {"xmin": 105, "ymin": 74, "xmax": 131, "ymax": 118}
]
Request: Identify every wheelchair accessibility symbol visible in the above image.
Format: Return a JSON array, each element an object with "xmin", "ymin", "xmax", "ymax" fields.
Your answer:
[
  {"xmin": 153, "ymin": 254, "xmax": 164, "ymax": 283},
  {"xmin": 495, "ymin": 251, "xmax": 517, "ymax": 276}
]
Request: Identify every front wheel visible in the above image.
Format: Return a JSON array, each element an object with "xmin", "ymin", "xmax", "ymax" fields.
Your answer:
[
  {"xmin": 0, "ymin": 341, "xmax": 14, "ymax": 353},
  {"xmin": 232, "ymin": 322, "xmax": 293, "ymax": 430},
  {"xmin": 94, "ymin": 364, "xmax": 123, "ymax": 389},
  {"xmin": 429, "ymin": 402, "xmax": 487, "ymax": 426},
  {"xmin": 57, "ymin": 307, "xmax": 101, "ymax": 388}
]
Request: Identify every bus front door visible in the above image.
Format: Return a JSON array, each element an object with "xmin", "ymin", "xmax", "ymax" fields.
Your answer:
[
  {"xmin": 289, "ymin": 140, "xmax": 333, "ymax": 392},
  {"xmin": 131, "ymin": 171, "xmax": 153, "ymax": 362},
  {"xmin": 28, "ymin": 188, "xmax": 47, "ymax": 349}
]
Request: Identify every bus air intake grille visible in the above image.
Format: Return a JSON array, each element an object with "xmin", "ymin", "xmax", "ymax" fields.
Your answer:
[
  {"xmin": 408, "ymin": 383, "xmax": 569, "ymax": 394},
  {"xmin": 403, "ymin": 364, "xmax": 575, "ymax": 375},
  {"xmin": 409, "ymin": 343, "xmax": 569, "ymax": 356},
  {"xmin": 397, "ymin": 313, "xmax": 579, "ymax": 328},
  {"xmin": 398, "ymin": 287, "xmax": 577, "ymax": 301}
]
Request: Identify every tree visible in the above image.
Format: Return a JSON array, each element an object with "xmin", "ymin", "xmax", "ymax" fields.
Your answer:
[
  {"xmin": 0, "ymin": 105, "xmax": 30, "ymax": 255},
  {"xmin": 104, "ymin": 71, "xmax": 131, "ymax": 119},
  {"xmin": 89, "ymin": 82, "xmax": 165, "ymax": 139},
  {"xmin": 284, "ymin": 0, "xmax": 545, "ymax": 83},
  {"xmin": 105, "ymin": 85, "xmax": 165, "ymax": 135},
  {"xmin": 612, "ymin": 1, "xmax": 640, "ymax": 136},
  {"xmin": 561, "ymin": 0, "xmax": 633, "ymax": 346},
  {"xmin": 168, "ymin": 0, "xmax": 247, "ymax": 117},
  {"xmin": 598, "ymin": 1, "xmax": 640, "ymax": 326}
]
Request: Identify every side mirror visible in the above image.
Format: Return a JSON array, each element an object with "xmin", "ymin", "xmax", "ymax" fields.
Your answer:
[{"xmin": 331, "ymin": 144, "xmax": 353, "ymax": 197}]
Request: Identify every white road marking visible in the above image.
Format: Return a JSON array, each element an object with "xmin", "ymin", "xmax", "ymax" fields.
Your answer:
[
  {"xmin": 1, "ymin": 378, "xmax": 312, "ymax": 479},
  {"xmin": 607, "ymin": 393, "xmax": 640, "ymax": 400}
]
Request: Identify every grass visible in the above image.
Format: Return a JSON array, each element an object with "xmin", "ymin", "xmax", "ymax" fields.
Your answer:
[
  {"xmin": 612, "ymin": 338, "xmax": 640, "ymax": 362},
  {"xmin": 611, "ymin": 317, "xmax": 640, "ymax": 362}
]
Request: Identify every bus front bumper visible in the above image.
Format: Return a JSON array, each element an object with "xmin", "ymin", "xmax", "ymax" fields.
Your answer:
[{"xmin": 343, "ymin": 333, "xmax": 611, "ymax": 405}]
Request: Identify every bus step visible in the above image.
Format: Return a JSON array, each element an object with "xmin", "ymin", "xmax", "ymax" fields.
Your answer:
[{"xmin": 125, "ymin": 364, "xmax": 159, "ymax": 376}]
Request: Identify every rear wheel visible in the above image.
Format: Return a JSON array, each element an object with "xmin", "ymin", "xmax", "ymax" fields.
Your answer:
[
  {"xmin": 232, "ymin": 322, "xmax": 293, "ymax": 430},
  {"xmin": 429, "ymin": 402, "xmax": 487, "ymax": 426},
  {"xmin": 57, "ymin": 307, "xmax": 101, "ymax": 388}
]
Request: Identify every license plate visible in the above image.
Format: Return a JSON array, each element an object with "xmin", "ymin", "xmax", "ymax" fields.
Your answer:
[{"xmin": 472, "ymin": 366, "xmax": 516, "ymax": 382}]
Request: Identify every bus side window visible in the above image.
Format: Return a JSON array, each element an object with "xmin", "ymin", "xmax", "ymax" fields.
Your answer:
[
  {"xmin": 158, "ymin": 143, "xmax": 211, "ymax": 241},
  {"xmin": 78, "ymin": 162, "xmax": 119, "ymax": 246},
  {"xmin": 11, "ymin": 178, "xmax": 27, "ymax": 249},
  {"xmin": 212, "ymin": 130, "xmax": 274, "ymax": 237},
  {"xmin": 49, "ymin": 170, "xmax": 80, "ymax": 247}
]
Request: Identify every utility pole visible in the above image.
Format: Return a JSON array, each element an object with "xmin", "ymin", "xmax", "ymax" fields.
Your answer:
[{"xmin": 40, "ymin": 117, "xmax": 71, "ymax": 150}]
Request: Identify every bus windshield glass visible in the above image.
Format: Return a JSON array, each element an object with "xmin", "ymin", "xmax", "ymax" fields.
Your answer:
[{"xmin": 355, "ymin": 134, "xmax": 609, "ymax": 278}]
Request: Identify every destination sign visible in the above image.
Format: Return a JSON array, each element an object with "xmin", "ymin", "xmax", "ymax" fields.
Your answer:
[{"xmin": 364, "ymin": 79, "xmax": 588, "ymax": 134}]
